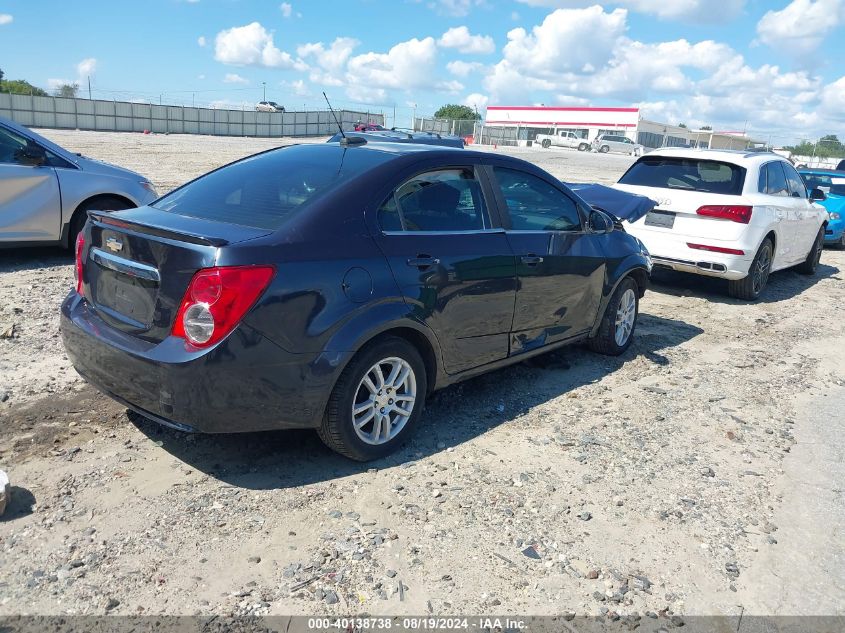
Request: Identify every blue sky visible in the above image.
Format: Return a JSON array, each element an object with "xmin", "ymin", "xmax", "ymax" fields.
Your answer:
[{"xmin": 1, "ymin": 0, "xmax": 843, "ymax": 143}]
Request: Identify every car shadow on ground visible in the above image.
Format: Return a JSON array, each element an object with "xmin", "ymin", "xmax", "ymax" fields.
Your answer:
[
  {"xmin": 648, "ymin": 261, "xmax": 841, "ymax": 305},
  {"xmin": 1, "ymin": 487, "xmax": 36, "ymax": 522},
  {"xmin": 131, "ymin": 313, "xmax": 703, "ymax": 490},
  {"xmin": 0, "ymin": 246, "xmax": 71, "ymax": 273}
]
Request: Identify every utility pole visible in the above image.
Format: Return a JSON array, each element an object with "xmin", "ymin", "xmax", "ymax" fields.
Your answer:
[
  {"xmin": 411, "ymin": 103, "xmax": 417, "ymax": 130},
  {"xmin": 87, "ymin": 76, "xmax": 92, "ymax": 100},
  {"xmin": 262, "ymin": 81, "xmax": 266, "ymax": 101}
]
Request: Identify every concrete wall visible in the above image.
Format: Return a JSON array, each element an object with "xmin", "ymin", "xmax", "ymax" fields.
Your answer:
[{"xmin": 0, "ymin": 93, "xmax": 383, "ymax": 138}]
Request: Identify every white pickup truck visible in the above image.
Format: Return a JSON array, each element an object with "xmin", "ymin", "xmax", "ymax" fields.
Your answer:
[{"xmin": 535, "ymin": 130, "xmax": 591, "ymax": 151}]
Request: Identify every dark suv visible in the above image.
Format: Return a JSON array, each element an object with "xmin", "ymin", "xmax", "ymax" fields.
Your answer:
[{"xmin": 61, "ymin": 142, "xmax": 651, "ymax": 460}]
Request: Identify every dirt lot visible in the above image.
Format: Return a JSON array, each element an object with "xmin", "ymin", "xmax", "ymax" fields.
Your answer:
[{"xmin": 1, "ymin": 131, "xmax": 844, "ymax": 619}]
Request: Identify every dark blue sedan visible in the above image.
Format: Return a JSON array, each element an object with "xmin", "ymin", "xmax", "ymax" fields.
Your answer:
[{"xmin": 61, "ymin": 141, "xmax": 652, "ymax": 461}]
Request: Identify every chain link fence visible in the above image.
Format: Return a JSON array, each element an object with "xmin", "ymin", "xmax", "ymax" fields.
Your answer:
[
  {"xmin": 413, "ymin": 116, "xmax": 519, "ymax": 146},
  {"xmin": 0, "ymin": 93, "xmax": 383, "ymax": 138}
]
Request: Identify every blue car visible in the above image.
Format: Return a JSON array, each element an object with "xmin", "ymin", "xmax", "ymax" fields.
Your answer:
[{"xmin": 799, "ymin": 169, "xmax": 845, "ymax": 247}]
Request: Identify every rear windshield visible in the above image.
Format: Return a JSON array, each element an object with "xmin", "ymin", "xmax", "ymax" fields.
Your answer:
[
  {"xmin": 619, "ymin": 156, "xmax": 746, "ymax": 195},
  {"xmin": 152, "ymin": 144, "xmax": 385, "ymax": 230}
]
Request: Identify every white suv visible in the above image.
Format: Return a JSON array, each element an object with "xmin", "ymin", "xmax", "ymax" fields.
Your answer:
[{"xmin": 614, "ymin": 148, "xmax": 828, "ymax": 300}]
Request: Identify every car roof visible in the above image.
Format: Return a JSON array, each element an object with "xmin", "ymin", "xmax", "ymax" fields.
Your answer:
[
  {"xmin": 327, "ymin": 129, "xmax": 464, "ymax": 148},
  {"xmin": 641, "ymin": 146, "xmax": 785, "ymax": 167},
  {"xmin": 797, "ymin": 168, "xmax": 845, "ymax": 176}
]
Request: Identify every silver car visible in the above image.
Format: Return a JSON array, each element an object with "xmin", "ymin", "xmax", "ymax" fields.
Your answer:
[
  {"xmin": 0, "ymin": 116, "xmax": 157, "ymax": 248},
  {"xmin": 593, "ymin": 133, "xmax": 644, "ymax": 156}
]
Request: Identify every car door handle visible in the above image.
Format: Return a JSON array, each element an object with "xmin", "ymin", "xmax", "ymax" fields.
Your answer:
[
  {"xmin": 407, "ymin": 255, "xmax": 440, "ymax": 269},
  {"xmin": 521, "ymin": 254, "xmax": 544, "ymax": 265}
]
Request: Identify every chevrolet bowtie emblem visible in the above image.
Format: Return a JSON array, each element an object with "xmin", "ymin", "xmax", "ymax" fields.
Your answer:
[{"xmin": 105, "ymin": 237, "xmax": 123, "ymax": 253}]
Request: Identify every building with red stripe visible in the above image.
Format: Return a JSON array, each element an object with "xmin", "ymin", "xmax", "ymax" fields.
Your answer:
[{"xmin": 483, "ymin": 105, "xmax": 760, "ymax": 150}]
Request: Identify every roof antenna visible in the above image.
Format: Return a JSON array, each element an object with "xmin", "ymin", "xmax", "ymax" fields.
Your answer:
[
  {"xmin": 323, "ymin": 92, "xmax": 366, "ymax": 146},
  {"xmin": 323, "ymin": 92, "xmax": 345, "ymax": 139}
]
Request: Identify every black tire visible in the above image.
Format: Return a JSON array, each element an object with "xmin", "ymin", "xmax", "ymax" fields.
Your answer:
[
  {"xmin": 728, "ymin": 238, "xmax": 773, "ymax": 300},
  {"xmin": 541, "ymin": 139, "xmax": 551, "ymax": 149},
  {"xmin": 68, "ymin": 196, "xmax": 134, "ymax": 248},
  {"xmin": 599, "ymin": 145, "xmax": 610, "ymax": 154},
  {"xmin": 795, "ymin": 227, "xmax": 824, "ymax": 275},
  {"xmin": 838, "ymin": 233, "xmax": 845, "ymax": 250},
  {"xmin": 318, "ymin": 336, "xmax": 427, "ymax": 461},
  {"xmin": 578, "ymin": 143, "xmax": 589, "ymax": 152},
  {"xmin": 589, "ymin": 277, "xmax": 639, "ymax": 356}
]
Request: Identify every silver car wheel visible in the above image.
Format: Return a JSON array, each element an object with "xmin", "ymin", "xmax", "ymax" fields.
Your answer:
[
  {"xmin": 615, "ymin": 288, "xmax": 637, "ymax": 346},
  {"xmin": 352, "ymin": 357, "xmax": 416, "ymax": 445}
]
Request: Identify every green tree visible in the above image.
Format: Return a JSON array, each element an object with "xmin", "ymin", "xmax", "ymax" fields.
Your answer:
[
  {"xmin": 784, "ymin": 135, "xmax": 845, "ymax": 159},
  {"xmin": 54, "ymin": 83, "xmax": 79, "ymax": 98},
  {"xmin": 0, "ymin": 78, "xmax": 48, "ymax": 96},
  {"xmin": 0, "ymin": 68, "xmax": 4, "ymax": 83},
  {"xmin": 678, "ymin": 122, "xmax": 687, "ymax": 128},
  {"xmin": 700, "ymin": 125, "xmax": 712, "ymax": 131},
  {"xmin": 433, "ymin": 104, "xmax": 481, "ymax": 120}
]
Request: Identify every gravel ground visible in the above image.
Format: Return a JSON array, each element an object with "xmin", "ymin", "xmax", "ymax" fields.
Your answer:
[{"xmin": 1, "ymin": 131, "xmax": 844, "ymax": 619}]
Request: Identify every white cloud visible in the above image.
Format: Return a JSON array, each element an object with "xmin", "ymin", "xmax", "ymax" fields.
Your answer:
[
  {"xmin": 463, "ymin": 92, "xmax": 488, "ymax": 112},
  {"xmin": 756, "ymin": 0, "xmax": 844, "ymax": 56},
  {"xmin": 347, "ymin": 37, "xmax": 440, "ymax": 91},
  {"xmin": 47, "ymin": 78, "xmax": 73, "ymax": 91},
  {"xmin": 298, "ymin": 37, "xmax": 359, "ymax": 86},
  {"xmin": 283, "ymin": 78, "xmax": 312, "ymax": 97},
  {"xmin": 0, "ymin": 14, "xmax": 12, "ymax": 25},
  {"xmin": 214, "ymin": 22, "xmax": 305, "ymax": 69},
  {"xmin": 447, "ymin": 60, "xmax": 483, "ymax": 77},
  {"xmin": 197, "ymin": 35, "xmax": 207, "ymax": 47},
  {"xmin": 223, "ymin": 73, "xmax": 249, "ymax": 84},
  {"xmin": 197, "ymin": 74, "xmax": 206, "ymax": 80},
  {"xmin": 77, "ymin": 58, "xmax": 97, "ymax": 77},
  {"xmin": 438, "ymin": 26, "xmax": 495, "ymax": 54},
  {"xmin": 503, "ymin": 7, "xmax": 626, "ymax": 77},
  {"xmin": 515, "ymin": 0, "xmax": 745, "ymax": 23},
  {"xmin": 280, "ymin": 2, "xmax": 293, "ymax": 18},
  {"xmin": 820, "ymin": 76, "xmax": 845, "ymax": 122}
]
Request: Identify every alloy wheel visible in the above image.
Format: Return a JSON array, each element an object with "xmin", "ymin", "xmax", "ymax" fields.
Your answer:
[
  {"xmin": 614, "ymin": 288, "xmax": 637, "ymax": 346},
  {"xmin": 351, "ymin": 357, "xmax": 416, "ymax": 445},
  {"xmin": 752, "ymin": 245, "xmax": 772, "ymax": 295}
]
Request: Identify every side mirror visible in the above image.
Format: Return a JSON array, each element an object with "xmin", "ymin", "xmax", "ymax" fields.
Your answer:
[
  {"xmin": 589, "ymin": 209, "xmax": 614, "ymax": 234},
  {"xmin": 810, "ymin": 188, "xmax": 827, "ymax": 202},
  {"xmin": 15, "ymin": 143, "xmax": 47, "ymax": 167}
]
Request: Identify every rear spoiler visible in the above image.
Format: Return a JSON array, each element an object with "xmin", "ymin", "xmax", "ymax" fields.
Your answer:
[{"xmin": 88, "ymin": 210, "xmax": 229, "ymax": 247}]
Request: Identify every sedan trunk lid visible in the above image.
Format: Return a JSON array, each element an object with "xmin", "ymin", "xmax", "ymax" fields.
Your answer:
[{"xmin": 82, "ymin": 207, "xmax": 271, "ymax": 342}]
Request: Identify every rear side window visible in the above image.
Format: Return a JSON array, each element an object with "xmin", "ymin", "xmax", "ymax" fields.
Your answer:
[
  {"xmin": 782, "ymin": 162, "xmax": 807, "ymax": 199},
  {"xmin": 152, "ymin": 146, "xmax": 381, "ymax": 230},
  {"xmin": 494, "ymin": 167, "xmax": 581, "ymax": 231},
  {"xmin": 763, "ymin": 162, "xmax": 789, "ymax": 197},
  {"xmin": 378, "ymin": 168, "xmax": 489, "ymax": 232},
  {"xmin": 619, "ymin": 157, "xmax": 745, "ymax": 195}
]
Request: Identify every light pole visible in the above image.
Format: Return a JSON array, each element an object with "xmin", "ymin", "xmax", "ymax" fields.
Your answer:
[{"xmin": 262, "ymin": 81, "xmax": 266, "ymax": 102}]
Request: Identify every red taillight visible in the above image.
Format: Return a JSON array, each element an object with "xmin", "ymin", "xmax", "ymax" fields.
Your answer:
[
  {"xmin": 75, "ymin": 232, "xmax": 85, "ymax": 295},
  {"xmin": 171, "ymin": 266, "xmax": 275, "ymax": 348},
  {"xmin": 696, "ymin": 205, "xmax": 753, "ymax": 224},
  {"xmin": 687, "ymin": 242, "xmax": 745, "ymax": 256}
]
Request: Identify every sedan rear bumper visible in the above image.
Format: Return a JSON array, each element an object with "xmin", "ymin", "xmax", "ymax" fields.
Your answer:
[{"xmin": 61, "ymin": 292, "xmax": 344, "ymax": 433}]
